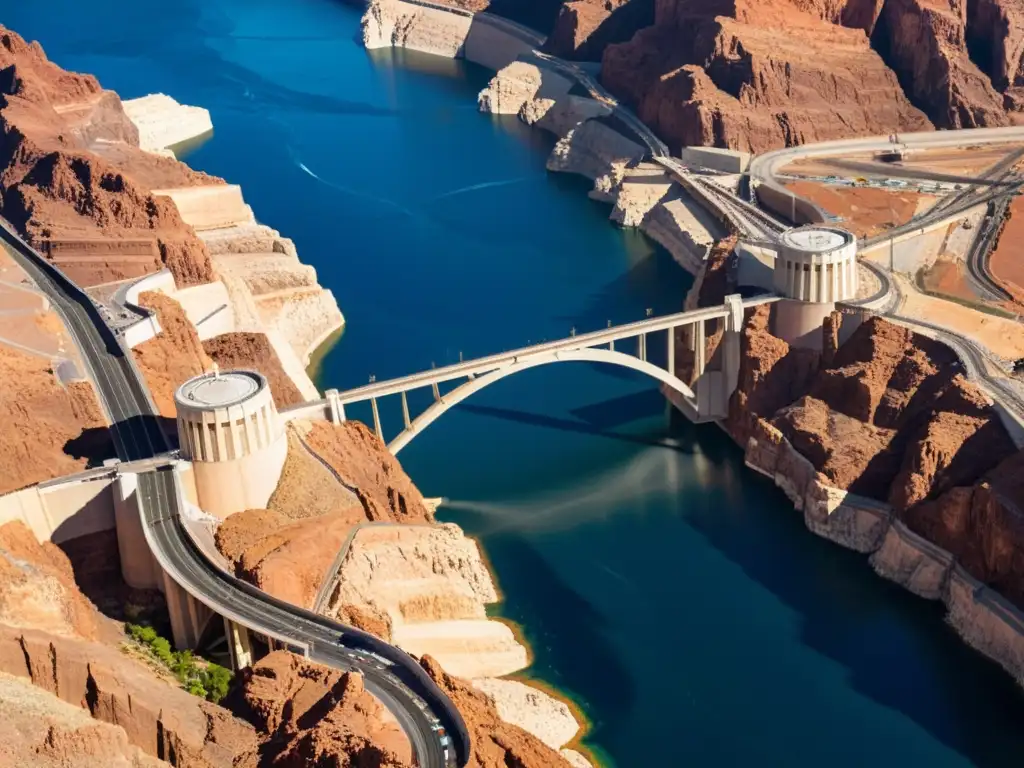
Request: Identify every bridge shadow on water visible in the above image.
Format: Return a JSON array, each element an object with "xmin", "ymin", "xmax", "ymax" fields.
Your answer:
[
  {"xmin": 455, "ymin": 388, "xmax": 693, "ymax": 452},
  {"xmin": 677, "ymin": 416, "xmax": 1024, "ymax": 768}
]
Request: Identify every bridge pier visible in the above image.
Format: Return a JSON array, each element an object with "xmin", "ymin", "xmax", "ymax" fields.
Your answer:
[
  {"xmin": 162, "ymin": 570, "xmax": 215, "ymax": 650},
  {"xmin": 667, "ymin": 326, "xmax": 675, "ymax": 376},
  {"xmin": 224, "ymin": 617, "xmax": 254, "ymax": 671},
  {"xmin": 325, "ymin": 388, "xmax": 345, "ymax": 424},
  {"xmin": 722, "ymin": 294, "xmax": 745, "ymax": 405},
  {"xmin": 692, "ymin": 319, "xmax": 707, "ymax": 378},
  {"xmin": 371, "ymin": 397, "xmax": 383, "ymax": 441}
]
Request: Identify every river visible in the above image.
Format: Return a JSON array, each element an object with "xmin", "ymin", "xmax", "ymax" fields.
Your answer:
[{"xmin": 8, "ymin": 0, "xmax": 1024, "ymax": 764}]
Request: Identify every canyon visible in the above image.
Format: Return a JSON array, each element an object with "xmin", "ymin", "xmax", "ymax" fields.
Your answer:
[
  {"xmin": 366, "ymin": 0, "xmax": 1024, "ymax": 153},
  {"xmin": 680, "ymin": 249, "xmax": 1024, "ymax": 683},
  {"xmin": 0, "ymin": 21, "xmax": 588, "ymax": 768},
  {"xmin": 3, "ymin": 2, "xmax": 1024, "ymax": 766}
]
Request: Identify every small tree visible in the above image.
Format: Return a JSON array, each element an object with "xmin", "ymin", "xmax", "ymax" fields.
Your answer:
[{"xmin": 201, "ymin": 664, "xmax": 233, "ymax": 703}]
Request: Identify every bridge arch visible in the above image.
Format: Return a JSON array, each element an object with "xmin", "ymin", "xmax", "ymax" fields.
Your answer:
[{"xmin": 388, "ymin": 347, "xmax": 696, "ymax": 454}]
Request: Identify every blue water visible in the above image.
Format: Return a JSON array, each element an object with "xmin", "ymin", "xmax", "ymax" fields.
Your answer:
[{"xmin": 9, "ymin": 0, "xmax": 1024, "ymax": 765}]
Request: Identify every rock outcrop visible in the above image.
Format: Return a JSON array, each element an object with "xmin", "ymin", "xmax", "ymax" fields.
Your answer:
[
  {"xmin": 0, "ymin": 670, "xmax": 166, "ymax": 768},
  {"xmin": 202, "ymin": 333, "xmax": 304, "ymax": 409},
  {"xmin": 876, "ymin": 0, "xmax": 1010, "ymax": 127},
  {"xmin": 601, "ymin": 0, "xmax": 932, "ymax": 153},
  {"xmin": 0, "ymin": 26, "xmax": 219, "ymax": 287},
  {"xmin": 421, "ymin": 656, "xmax": 580, "ymax": 768},
  {"xmin": 903, "ymin": 450, "xmax": 1024, "ymax": 607},
  {"xmin": 132, "ymin": 291, "xmax": 212, "ymax": 417},
  {"xmin": 0, "ymin": 344, "xmax": 110, "ymax": 493},
  {"xmin": 232, "ymin": 651, "xmax": 412, "ymax": 767},
  {"xmin": 0, "ymin": 521, "xmax": 113, "ymax": 641},
  {"xmin": 728, "ymin": 312, "xmax": 1018, "ymax": 510},
  {"xmin": 544, "ymin": 0, "xmax": 654, "ymax": 61},
  {"xmin": 133, "ymin": 291, "xmax": 309, "ymax": 418}
]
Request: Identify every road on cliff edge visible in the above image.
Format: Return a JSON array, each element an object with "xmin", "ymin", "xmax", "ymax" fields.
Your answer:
[{"xmin": 0, "ymin": 222, "xmax": 462, "ymax": 768}]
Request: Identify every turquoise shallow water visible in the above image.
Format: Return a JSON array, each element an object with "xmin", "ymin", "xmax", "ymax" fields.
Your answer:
[{"xmin": 8, "ymin": 0, "xmax": 1024, "ymax": 764}]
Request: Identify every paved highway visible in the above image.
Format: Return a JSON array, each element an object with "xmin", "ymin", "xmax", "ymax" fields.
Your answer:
[
  {"xmin": 0, "ymin": 222, "xmax": 468, "ymax": 768},
  {"xmin": 965, "ymin": 198, "xmax": 1015, "ymax": 303}
]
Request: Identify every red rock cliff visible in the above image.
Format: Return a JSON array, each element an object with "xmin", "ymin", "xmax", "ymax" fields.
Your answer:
[
  {"xmin": 0, "ymin": 26, "xmax": 218, "ymax": 288},
  {"xmin": 600, "ymin": 0, "xmax": 932, "ymax": 152}
]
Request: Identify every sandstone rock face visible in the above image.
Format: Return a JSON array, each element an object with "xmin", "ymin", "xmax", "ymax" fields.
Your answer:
[
  {"xmin": 470, "ymin": 678, "xmax": 581, "ymax": 752},
  {"xmin": 204, "ymin": 222, "xmax": 344, "ymax": 380},
  {"xmin": 233, "ymin": 651, "xmax": 412, "ymax": 767},
  {"xmin": 544, "ymin": 0, "xmax": 654, "ymax": 61},
  {"xmin": 967, "ymin": 0, "xmax": 1024, "ymax": 96},
  {"xmin": 132, "ymin": 291, "xmax": 212, "ymax": 418},
  {"xmin": 0, "ymin": 26, "xmax": 218, "ymax": 287},
  {"xmin": 877, "ymin": 0, "xmax": 1010, "ymax": 127},
  {"xmin": 305, "ymin": 421, "xmax": 434, "ymax": 524},
  {"xmin": 0, "ymin": 521, "xmax": 112, "ymax": 641},
  {"xmin": 202, "ymin": 333, "xmax": 304, "ymax": 409},
  {"xmin": 869, "ymin": 518, "xmax": 954, "ymax": 598},
  {"xmin": 0, "ymin": 344, "xmax": 110, "ymax": 493},
  {"xmin": 724, "ymin": 304, "xmax": 820, "ymax": 446},
  {"xmin": 421, "ymin": 656, "xmax": 579, "ymax": 768},
  {"xmin": 326, "ymin": 524, "xmax": 530, "ymax": 679},
  {"xmin": 134, "ymin": 292, "xmax": 307, "ymax": 419},
  {"xmin": 0, "ymin": 671, "xmax": 166, "ymax": 768},
  {"xmin": 601, "ymin": 0, "xmax": 931, "ymax": 153},
  {"xmin": 547, "ymin": 120, "xmax": 645, "ymax": 181},
  {"xmin": 0, "ymin": 625, "xmax": 259, "ymax": 768},
  {"xmin": 903, "ymin": 450, "xmax": 1024, "ymax": 607},
  {"xmin": 362, "ymin": 0, "xmax": 473, "ymax": 57}
]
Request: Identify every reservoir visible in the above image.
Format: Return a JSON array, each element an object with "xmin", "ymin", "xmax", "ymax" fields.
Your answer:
[{"xmin": 9, "ymin": 0, "xmax": 1024, "ymax": 764}]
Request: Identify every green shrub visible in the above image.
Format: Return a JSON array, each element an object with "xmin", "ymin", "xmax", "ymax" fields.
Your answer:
[
  {"xmin": 124, "ymin": 624, "xmax": 233, "ymax": 703},
  {"xmin": 201, "ymin": 664, "xmax": 233, "ymax": 703}
]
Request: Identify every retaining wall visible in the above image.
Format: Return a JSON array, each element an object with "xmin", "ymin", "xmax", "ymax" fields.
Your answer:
[{"xmin": 0, "ymin": 469, "xmax": 117, "ymax": 545}]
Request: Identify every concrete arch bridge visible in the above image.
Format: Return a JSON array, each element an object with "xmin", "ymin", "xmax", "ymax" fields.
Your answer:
[{"xmin": 281, "ymin": 294, "xmax": 779, "ymax": 453}]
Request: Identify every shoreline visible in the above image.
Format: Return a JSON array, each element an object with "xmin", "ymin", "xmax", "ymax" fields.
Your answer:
[{"xmin": 358, "ymin": 0, "xmax": 1024, "ymax": 725}]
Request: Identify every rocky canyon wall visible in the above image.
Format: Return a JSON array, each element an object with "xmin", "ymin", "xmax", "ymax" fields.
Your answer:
[
  {"xmin": 211, "ymin": 416, "xmax": 592, "ymax": 767},
  {"xmin": 672, "ymin": 256, "xmax": 1024, "ymax": 683},
  {"xmin": 0, "ymin": 25, "xmax": 343, "ymax": 397}
]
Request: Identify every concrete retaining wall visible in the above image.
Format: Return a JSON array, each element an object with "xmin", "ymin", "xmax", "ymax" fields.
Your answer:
[
  {"xmin": 118, "ymin": 269, "xmax": 175, "ymax": 348},
  {"xmin": 754, "ymin": 182, "xmax": 828, "ymax": 226},
  {"xmin": 0, "ymin": 470, "xmax": 117, "ymax": 545},
  {"xmin": 464, "ymin": 16, "xmax": 539, "ymax": 71},
  {"xmin": 173, "ymin": 280, "xmax": 236, "ymax": 340}
]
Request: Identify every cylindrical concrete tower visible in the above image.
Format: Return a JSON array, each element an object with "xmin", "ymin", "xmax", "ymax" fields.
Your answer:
[
  {"xmin": 772, "ymin": 226, "xmax": 858, "ymax": 350},
  {"xmin": 773, "ymin": 226, "xmax": 858, "ymax": 303},
  {"xmin": 174, "ymin": 369, "xmax": 287, "ymax": 519}
]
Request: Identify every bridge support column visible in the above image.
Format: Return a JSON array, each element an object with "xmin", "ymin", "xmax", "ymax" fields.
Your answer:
[
  {"xmin": 401, "ymin": 391, "xmax": 411, "ymax": 429},
  {"xmin": 667, "ymin": 326, "xmax": 675, "ymax": 376},
  {"xmin": 224, "ymin": 617, "xmax": 253, "ymax": 671},
  {"xmin": 721, "ymin": 294, "xmax": 745, "ymax": 411},
  {"xmin": 113, "ymin": 472, "xmax": 161, "ymax": 591},
  {"xmin": 693, "ymin": 319, "xmax": 706, "ymax": 377},
  {"xmin": 162, "ymin": 570, "xmax": 214, "ymax": 650},
  {"xmin": 371, "ymin": 397, "xmax": 383, "ymax": 441},
  {"xmin": 639, "ymin": 333, "xmax": 647, "ymax": 362},
  {"xmin": 325, "ymin": 388, "xmax": 345, "ymax": 424}
]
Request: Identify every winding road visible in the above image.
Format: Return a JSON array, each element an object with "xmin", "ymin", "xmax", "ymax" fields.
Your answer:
[{"xmin": 0, "ymin": 222, "xmax": 469, "ymax": 768}]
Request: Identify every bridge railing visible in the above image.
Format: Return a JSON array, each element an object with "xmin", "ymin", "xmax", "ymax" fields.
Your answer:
[{"xmin": 324, "ymin": 297, "xmax": 777, "ymax": 405}]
